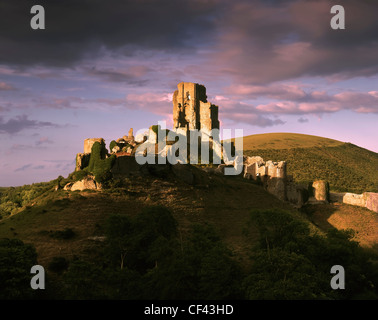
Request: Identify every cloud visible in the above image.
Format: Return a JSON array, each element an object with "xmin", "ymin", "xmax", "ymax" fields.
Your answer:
[
  {"xmin": 125, "ymin": 92, "xmax": 173, "ymax": 116},
  {"xmin": 219, "ymin": 100, "xmax": 285, "ymax": 127},
  {"xmin": 225, "ymin": 112, "xmax": 286, "ymax": 127},
  {"xmin": 253, "ymin": 90, "xmax": 378, "ymax": 115},
  {"xmin": 223, "ymin": 81, "xmax": 378, "ymax": 117},
  {"xmin": 0, "ymin": 115, "xmax": 59, "ymax": 134},
  {"xmin": 0, "ymin": 82, "xmax": 15, "ymax": 90},
  {"xmin": 1, "ymin": 0, "xmax": 377, "ymax": 86},
  {"xmin": 224, "ymin": 83, "xmax": 307, "ymax": 100},
  {"xmin": 35, "ymin": 137, "xmax": 54, "ymax": 146},
  {"xmin": 84, "ymin": 66, "xmax": 151, "ymax": 84},
  {"xmin": 210, "ymin": 0, "xmax": 378, "ymax": 83},
  {"xmin": 14, "ymin": 163, "xmax": 45, "ymax": 172},
  {"xmin": 298, "ymin": 117, "xmax": 309, "ymax": 123},
  {"xmin": 0, "ymin": 0, "xmax": 220, "ymax": 67},
  {"xmin": 14, "ymin": 164, "xmax": 32, "ymax": 172}
]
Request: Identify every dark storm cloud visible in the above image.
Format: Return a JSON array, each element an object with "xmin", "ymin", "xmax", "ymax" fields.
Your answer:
[
  {"xmin": 0, "ymin": 0, "xmax": 221, "ymax": 67},
  {"xmin": 212, "ymin": 0, "xmax": 378, "ymax": 83},
  {"xmin": 0, "ymin": 114, "xmax": 59, "ymax": 134},
  {"xmin": 1, "ymin": 0, "xmax": 377, "ymax": 84}
]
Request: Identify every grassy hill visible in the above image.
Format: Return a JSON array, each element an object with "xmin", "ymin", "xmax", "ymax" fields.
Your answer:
[
  {"xmin": 1, "ymin": 136, "xmax": 378, "ymax": 299},
  {"xmin": 238, "ymin": 132, "xmax": 344, "ymax": 150},
  {"xmin": 0, "ymin": 172, "xmax": 296, "ymax": 267},
  {"xmin": 238, "ymin": 133, "xmax": 378, "ymax": 193}
]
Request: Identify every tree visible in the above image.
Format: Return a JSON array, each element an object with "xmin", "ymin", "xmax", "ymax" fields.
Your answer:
[
  {"xmin": 109, "ymin": 140, "xmax": 117, "ymax": 153},
  {"xmin": 0, "ymin": 238, "xmax": 38, "ymax": 299}
]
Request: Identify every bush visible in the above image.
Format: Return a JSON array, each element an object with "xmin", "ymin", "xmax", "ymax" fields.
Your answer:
[
  {"xmin": 0, "ymin": 238, "xmax": 38, "ymax": 299},
  {"xmin": 109, "ymin": 140, "xmax": 117, "ymax": 153},
  {"xmin": 87, "ymin": 142, "xmax": 116, "ymax": 184},
  {"xmin": 72, "ymin": 169, "xmax": 89, "ymax": 181},
  {"xmin": 246, "ymin": 208, "xmax": 378, "ymax": 299},
  {"xmin": 48, "ymin": 256, "xmax": 69, "ymax": 274},
  {"xmin": 50, "ymin": 228, "xmax": 76, "ymax": 240}
]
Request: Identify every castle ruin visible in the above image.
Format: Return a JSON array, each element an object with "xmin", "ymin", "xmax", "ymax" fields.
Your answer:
[
  {"xmin": 173, "ymin": 82, "xmax": 219, "ymax": 135},
  {"xmin": 70, "ymin": 81, "xmax": 378, "ymax": 213}
]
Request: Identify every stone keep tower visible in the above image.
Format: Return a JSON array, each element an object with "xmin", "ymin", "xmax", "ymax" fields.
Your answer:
[{"xmin": 172, "ymin": 82, "xmax": 219, "ymax": 134}]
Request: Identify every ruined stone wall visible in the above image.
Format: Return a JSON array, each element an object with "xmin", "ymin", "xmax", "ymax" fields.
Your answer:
[
  {"xmin": 199, "ymin": 101, "xmax": 219, "ymax": 134},
  {"xmin": 243, "ymin": 156, "xmax": 287, "ymax": 201},
  {"xmin": 75, "ymin": 153, "xmax": 90, "ymax": 171},
  {"xmin": 84, "ymin": 138, "xmax": 105, "ymax": 154},
  {"xmin": 75, "ymin": 138, "xmax": 108, "ymax": 171},
  {"xmin": 286, "ymin": 181, "xmax": 307, "ymax": 208},
  {"xmin": 173, "ymin": 82, "xmax": 219, "ymax": 133},
  {"xmin": 343, "ymin": 192, "xmax": 367, "ymax": 207},
  {"xmin": 366, "ymin": 193, "xmax": 378, "ymax": 213},
  {"xmin": 330, "ymin": 192, "xmax": 378, "ymax": 213},
  {"xmin": 312, "ymin": 180, "xmax": 329, "ymax": 202}
]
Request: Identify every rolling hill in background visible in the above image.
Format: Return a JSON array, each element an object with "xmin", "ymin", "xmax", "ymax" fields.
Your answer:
[{"xmin": 237, "ymin": 133, "xmax": 378, "ymax": 193}]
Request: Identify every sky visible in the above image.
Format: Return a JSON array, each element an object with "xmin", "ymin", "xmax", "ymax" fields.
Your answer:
[{"xmin": 0, "ymin": 0, "xmax": 378, "ymax": 187}]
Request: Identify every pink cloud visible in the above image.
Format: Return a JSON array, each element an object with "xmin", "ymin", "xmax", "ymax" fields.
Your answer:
[
  {"xmin": 218, "ymin": 100, "xmax": 285, "ymax": 127},
  {"xmin": 225, "ymin": 83, "xmax": 307, "ymax": 100},
  {"xmin": 256, "ymin": 101, "xmax": 299, "ymax": 113},
  {"xmin": 251, "ymin": 90, "xmax": 378, "ymax": 115},
  {"xmin": 0, "ymin": 81, "xmax": 14, "ymax": 90},
  {"xmin": 35, "ymin": 137, "xmax": 54, "ymax": 146},
  {"xmin": 126, "ymin": 92, "xmax": 172, "ymax": 103},
  {"xmin": 125, "ymin": 92, "xmax": 172, "ymax": 116}
]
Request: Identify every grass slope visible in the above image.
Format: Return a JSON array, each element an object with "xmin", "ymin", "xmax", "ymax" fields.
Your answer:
[
  {"xmin": 0, "ymin": 172, "xmax": 299, "ymax": 267},
  {"xmin": 241, "ymin": 133, "xmax": 378, "ymax": 193},
  {"xmin": 303, "ymin": 203, "xmax": 378, "ymax": 250},
  {"xmin": 234, "ymin": 132, "xmax": 343, "ymax": 150},
  {"xmin": 1, "ymin": 164, "xmax": 378, "ymax": 298}
]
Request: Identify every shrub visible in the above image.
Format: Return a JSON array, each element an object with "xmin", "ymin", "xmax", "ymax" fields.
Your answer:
[
  {"xmin": 93, "ymin": 155, "xmax": 116, "ymax": 184},
  {"xmin": 246, "ymin": 208, "xmax": 378, "ymax": 299},
  {"xmin": 109, "ymin": 140, "xmax": 117, "ymax": 153},
  {"xmin": 48, "ymin": 256, "xmax": 69, "ymax": 274},
  {"xmin": 0, "ymin": 238, "xmax": 38, "ymax": 299},
  {"xmin": 50, "ymin": 228, "xmax": 76, "ymax": 240},
  {"xmin": 87, "ymin": 142, "xmax": 116, "ymax": 184},
  {"xmin": 71, "ymin": 169, "xmax": 88, "ymax": 181}
]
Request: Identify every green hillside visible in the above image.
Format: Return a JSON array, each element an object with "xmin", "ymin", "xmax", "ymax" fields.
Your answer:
[
  {"xmin": 1, "ymin": 136, "xmax": 378, "ymax": 299},
  {"xmin": 1, "ymin": 169, "xmax": 378, "ymax": 299},
  {"xmin": 237, "ymin": 132, "xmax": 343, "ymax": 150},
  {"xmin": 241, "ymin": 133, "xmax": 378, "ymax": 193}
]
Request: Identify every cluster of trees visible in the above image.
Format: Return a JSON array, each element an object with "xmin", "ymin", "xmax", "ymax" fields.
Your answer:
[
  {"xmin": 2, "ymin": 206, "xmax": 377, "ymax": 299},
  {"xmin": 245, "ymin": 143, "xmax": 378, "ymax": 193},
  {"xmin": 0, "ymin": 183, "xmax": 52, "ymax": 219},
  {"xmin": 0, "ymin": 142, "xmax": 118, "ymax": 221},
  {"xmin": 244, "ymin": 209, "xmax": 378, "ymax": 299},
  {"xmin": 0, "ymin": 239, "xmax": 40, "ymax": 299},
  {"xmin": 61, "ymin": 206, "xmax": 242, "ymax": 299}
]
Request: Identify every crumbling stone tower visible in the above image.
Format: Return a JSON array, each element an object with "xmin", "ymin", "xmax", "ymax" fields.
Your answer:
[
  {"xmin": 76, "ymin": 138, "xmax": 107, "ymax": 171},
  {"xmin": 84, "ymin": 138, "xmax": 106, "ymax": 154},
  {"xmin": 172, "ymin": 82, "xmax": 219, "ymax": 135}
]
